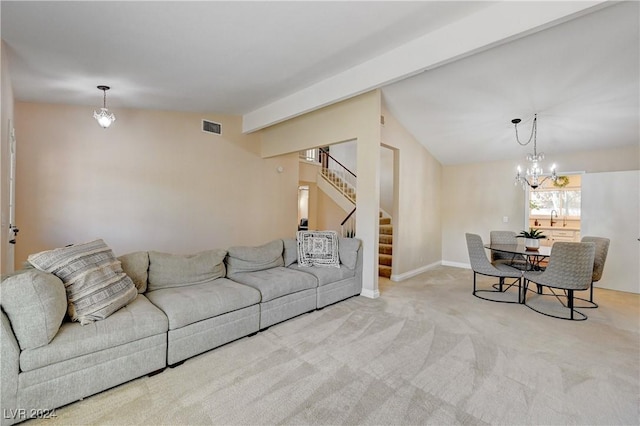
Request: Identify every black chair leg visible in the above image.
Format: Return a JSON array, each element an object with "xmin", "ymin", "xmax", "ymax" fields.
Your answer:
[
  {"xmin": 568, "ymin": 289, "xmax": 574, "ymax": 320},
  {"xmin": 518, "ymin": 277, "xmax": 523, "ymax": 303},
  {"xmin": 499, "ymin": 277, "xmax": 504, "ymax": 292}
]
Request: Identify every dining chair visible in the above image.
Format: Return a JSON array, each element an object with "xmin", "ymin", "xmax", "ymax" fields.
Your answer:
[
  {"xmin": 466, "ymin": 233, "xmax": 523, "ymax": 303},
  {"xmin": 577, "ymin": 236, "xmax": 610, "ymax": 308},
  {"xmin": 490, "ymin": 231, "xmax": 528, "ymax": 270},
  {"xmin": 523, "ymin": 242, "xmax": 595, "ymax": 320}
]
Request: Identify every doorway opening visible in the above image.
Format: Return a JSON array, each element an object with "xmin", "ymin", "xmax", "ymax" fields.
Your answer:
[
  {"xmin": 526, "ymin": 173, "xmax": 582, "ymax": 247},
  {"xmin": 297, "ymin": 185, "xmax": 309, "ymax": 231}
]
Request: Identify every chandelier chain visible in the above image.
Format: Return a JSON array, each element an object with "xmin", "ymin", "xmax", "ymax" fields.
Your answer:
[
  {"xmin": 514, "ymin": 113, "xmax": 537, "ymax": 149},
  {"xmin": 513, "ymin": 113, "xmax": 556, "ymax": 190}
]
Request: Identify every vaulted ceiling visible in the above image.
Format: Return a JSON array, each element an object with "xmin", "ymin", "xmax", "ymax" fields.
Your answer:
[{"xmin": 2, "ymin": 1, "xmax": 638, "ymax": 165}]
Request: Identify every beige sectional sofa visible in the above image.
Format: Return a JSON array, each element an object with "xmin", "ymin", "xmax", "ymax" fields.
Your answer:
[{"xmin": 0, "ymin": 236, "xmax": 362, "ymax": 425}]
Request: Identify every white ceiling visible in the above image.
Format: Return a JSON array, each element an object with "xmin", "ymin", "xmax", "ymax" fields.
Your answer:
[
  {"xmin": 382, "ymin": 1, "xmax": 640, "ymax": 165},
  {"xmin": 2, "ymin": 1, "xmax": 638, "ymax": 165}
]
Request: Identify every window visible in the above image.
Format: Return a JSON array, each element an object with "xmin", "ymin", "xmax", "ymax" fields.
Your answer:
[{"xmin": 529, "ymin": 175, "xmax": 581, "ymax": 219}]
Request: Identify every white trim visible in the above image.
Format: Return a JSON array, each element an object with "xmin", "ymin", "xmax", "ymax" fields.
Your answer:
[
  {"xmin": 390, "ymin": 261, "xmax": 442, "ymax": 281},
  {"xmin": 441, "ymin": 260, "xmax": 471, "ymax": 269},
  {"xmin": 360, "ymin": 288, "xmax": 380, "ymax": 299}
]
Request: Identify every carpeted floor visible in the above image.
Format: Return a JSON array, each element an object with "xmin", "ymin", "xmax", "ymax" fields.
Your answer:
[{"xmin": 27, "ymin": 266, "xmax": 640, "ymax": 425}]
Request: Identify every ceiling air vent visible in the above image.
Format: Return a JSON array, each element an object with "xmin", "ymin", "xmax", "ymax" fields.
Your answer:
[{"xmin": 202, "ymin": 119, "xmax": 222, "ymax": 135}]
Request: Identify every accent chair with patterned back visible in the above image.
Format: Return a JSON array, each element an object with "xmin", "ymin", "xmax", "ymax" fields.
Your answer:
[
  {"xmin": 490, "ymin": 230, "xmax": 528, "ymax": 270},
  {"xmin": 523, "ymin": 241, "xmax": 595, "ymax": 320},
  {"xmin": 466, "ymin": 233, "xmax": 523, "ymax": 304},
  {"xmin": 579, "ymin": 236, "xmax": 610, "ymax": 308}
]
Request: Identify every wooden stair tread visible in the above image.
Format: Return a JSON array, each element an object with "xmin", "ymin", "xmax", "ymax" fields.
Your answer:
[
  {"xmin": 378, "ymin": 265, "xmax": 392, "ymax": 278},
  {"xmin": 379, "ymin": 224, "xmax": 393, "ymax": 235},
  {"xmin": 379, "ymin": 234, "xmax": 392, "ymax": 244},
  {"xmin": 379, "ymin": 243, "xmax": 393, "ymax": 255}
]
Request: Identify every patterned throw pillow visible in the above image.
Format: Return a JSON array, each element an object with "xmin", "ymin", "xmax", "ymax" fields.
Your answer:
[
  {"xmin": 297, "ymin": 231, "xmax": 340, "ymax": 268},
  {"xmin": 28, "ymin": 239, "xmax": 138, "ymax": 325}
]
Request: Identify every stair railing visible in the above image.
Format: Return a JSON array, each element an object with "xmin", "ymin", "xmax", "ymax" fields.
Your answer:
[
  {"xmin": 341, "ymin": 207, "xmax": 356, "ymax": 238},
  {"xmin": 313, "ymin": 148, "xmax": 358, "ymax": 237},
  {"xmin": 318, "ymin": 147, "xmax": 357, "ymax": 204}
]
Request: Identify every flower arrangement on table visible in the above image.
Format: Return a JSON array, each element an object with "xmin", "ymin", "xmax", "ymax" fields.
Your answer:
[{"xmin": 517, "ymin": 228, "xmax": 547, "ymax": 251}]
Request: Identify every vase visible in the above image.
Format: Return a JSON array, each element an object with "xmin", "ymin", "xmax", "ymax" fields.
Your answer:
[{"xmin": 525, "ymin": 238, "xmax": 540, "ymax": 251}]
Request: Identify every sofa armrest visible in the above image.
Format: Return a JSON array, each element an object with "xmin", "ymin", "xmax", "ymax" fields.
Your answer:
[
  {"xmin": 354, "ymin": 243, "xmax": 363, "ymax": 289},
  {"xmin": 1, "ymin": 309, "xmax": 20, "ymax": 425}
]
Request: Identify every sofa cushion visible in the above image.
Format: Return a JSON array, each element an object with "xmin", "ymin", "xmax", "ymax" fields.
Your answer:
[
  {"xmin": 282, "ymin": 238, "xmax": 298, "ymax": 267},
  {"xmin": 0, "ymin": 270, "xmax": 67, "ymax": 350},
  {"xmin": 226, "ymin": 240, "xmax": 284, "ymax": 275},
  {"xmin": 289, "ymin": 264, "xmax": 356, "ymax": 286},
  {"xmin": 27, "ymin": 239, "xmax": 138, "ymax": 325},
  {"xmin": 339, "ymin": 237, "xmax": 361, "ymax": 269},
  {"xmin": 117, "ymin": 251, "xmax": 149, "ymax": 293},
  {"xmin": 228, "ymin": 267, "xmax": 317, "ymax": 302},
  {"xmin": 145, "ymin": 278, "xmax": 261, "ymax": 330},
  {"xmin": 147, "ymin": 249, "xmax": 227, "ymax": 291},
  {"xmin": 19, "ymin": 294, "xmax": 168, "ymax": 372},
  {"xmin": 297, "ymin": 231, "xmax": 339, "ymax": 268}
]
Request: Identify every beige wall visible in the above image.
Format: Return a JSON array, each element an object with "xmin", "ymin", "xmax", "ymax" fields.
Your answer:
[
  {"xmin": 381, "ymin": 106, "xmax": 443, "ymax": 280},
  {"xmin": 442, "ymin": 145, "xmax": 640, "ymax": 266},
  {"xmin": 261, "ymin": 91, "xmax": 381, "ymax": 298},
  {"xmin": 315, "ymin": 189, "xmax": 347, "ymax": 232},
  {"xmin": 379, "ymin": 146, "xmax": 394, "ymax": 214},
  {"xmin": 1, "ymin": 42, "xmax": 15, "ymax": 273},
  {"xmin": 14, "ymin": 102, "xmax": 299, "ymax": 266}
]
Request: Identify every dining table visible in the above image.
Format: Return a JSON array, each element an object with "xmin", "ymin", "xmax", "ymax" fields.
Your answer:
[
  {"xmin": 484, "ymin": 243, "xmax": 552, "ymax": 300},
  {"xmin": 483, "ymin": 243, "xmax": 552, "ymax": 271}
]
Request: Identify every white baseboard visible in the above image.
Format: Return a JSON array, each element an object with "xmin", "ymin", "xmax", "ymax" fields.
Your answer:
[
  {"xmin": 441, "ymin": 260, "xmax": 470, "ymax": 269},
  {"xmin": 360, "ymin": 288, "xmax": 380, "ymax": 299},
  {"xmin": 390, "ymin": 261, "xmax": 441, "ymax": 282}
]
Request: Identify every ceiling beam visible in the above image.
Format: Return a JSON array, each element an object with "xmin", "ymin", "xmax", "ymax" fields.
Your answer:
[{"xmin": 242, "ymin": 0, "xmax": 609, "ymax": 133}]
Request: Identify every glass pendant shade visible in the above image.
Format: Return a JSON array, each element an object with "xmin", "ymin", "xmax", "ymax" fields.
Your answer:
[
  {"xmin": 94, "ymin": 85, "xmax": 115, "ymax": 128},
  {"xmin": 93, "ymin": 107, "xmax": 115, "ymax": 128}
]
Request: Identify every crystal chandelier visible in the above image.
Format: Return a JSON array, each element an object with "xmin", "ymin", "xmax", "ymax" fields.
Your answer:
[
  {"xmin": 513, "ymin": 114, "xmax": 557, "ymax": 190},
  {"xmin": 93, "ymin": 85, "xmax": 116, "ymax": 128}
]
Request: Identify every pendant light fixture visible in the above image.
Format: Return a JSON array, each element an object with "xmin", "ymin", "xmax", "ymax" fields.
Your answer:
[
  {"xmin": 93, "ymin": 85, "xmax": 116, "ymax": 128},
  {"xmin": 513, "ymin": 114, "xmax": 557, "ymax": 190}
]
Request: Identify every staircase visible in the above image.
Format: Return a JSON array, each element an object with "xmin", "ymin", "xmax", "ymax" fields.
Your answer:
[
  {"xmin": 379, "ymin": 214, "xmax": 393, "ymax": 278},
  {"xmin": 320, "ymin": 169, "xmax": 356, "ymax": 203},
  {"xmin": 313, "ymin": 148, "xmax": 393, "ymax": 277}
]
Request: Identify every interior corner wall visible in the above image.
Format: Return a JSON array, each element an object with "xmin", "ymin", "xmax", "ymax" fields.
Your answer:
[
  {"xmin": 316, "ymin": 189, "xmax": 348, "ymax": 232},
  {"xmin": 380, "ymin": 106, "xmax": 442, "ymax": 280},
  {"xmin": 441, "ymin": 145, "xmax": 640, "ymax": 267},
  {"xmin": 260, "ymin": 90, "xmax": 382, "ymax": 298},
  {"xmin": 1, "ymin": 41, "xmax": 15, "ymax": 273},
  {"xmin": 14, "ymin": 102, "xmax": 299, "ymax": 265}
]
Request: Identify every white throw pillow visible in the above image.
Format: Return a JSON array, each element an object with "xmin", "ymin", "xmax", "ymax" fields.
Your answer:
[{"xmin": 297, "ymin": 231, "xmax": 340, "ymax": 268}]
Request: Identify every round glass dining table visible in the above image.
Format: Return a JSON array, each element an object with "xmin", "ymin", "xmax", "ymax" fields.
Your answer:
[{"xmin": 483, "ymin": 243, "xmax": 552, "ymax": 270}]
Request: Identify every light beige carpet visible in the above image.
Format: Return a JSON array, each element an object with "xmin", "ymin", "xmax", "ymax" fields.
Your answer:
[{"xmin": 27, "ymin": 266, "xmax": 640, "ymax": 425}]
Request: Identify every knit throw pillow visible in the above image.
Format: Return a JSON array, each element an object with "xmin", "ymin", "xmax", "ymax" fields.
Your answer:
[
  {"xmin": 28, "ymin": 239, "xmax": 138, "ymax": 325},
  {"xmin": 297, "ymin": 231, "xmax": 340, "ymax": 268}
]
